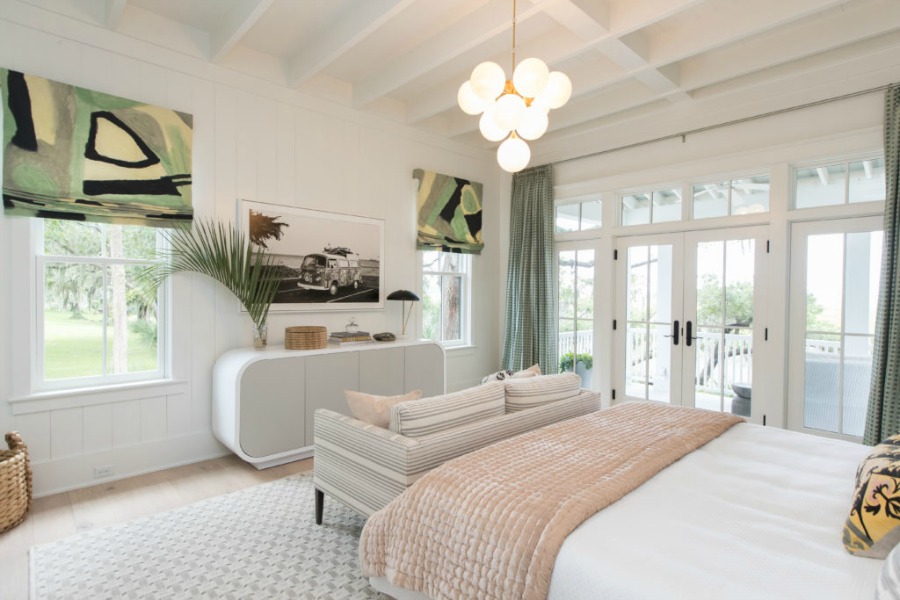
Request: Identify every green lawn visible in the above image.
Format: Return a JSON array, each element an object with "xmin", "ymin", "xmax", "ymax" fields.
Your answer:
[{"xmin": 44, "ymin": 310, "xmax": 158, "ymax": 380}]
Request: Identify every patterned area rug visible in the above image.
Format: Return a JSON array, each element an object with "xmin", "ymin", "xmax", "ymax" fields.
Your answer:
[{"xmin": 30, "ymin": 473, "xmax": 384, "ymax": 599}]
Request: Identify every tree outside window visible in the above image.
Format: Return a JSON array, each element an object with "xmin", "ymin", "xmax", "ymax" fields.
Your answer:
[
  {"xmin": 39, "ymin": 220, "xmax": 163, "ymax": 385},
  {"xmin": 421, "ymin": 251, "xmax": 470, "ymax": 345}
]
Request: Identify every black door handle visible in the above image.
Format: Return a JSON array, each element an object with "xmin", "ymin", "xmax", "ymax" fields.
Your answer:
[
  {"xmin": 664, "ymin": 319, "xmax": 680, "ymax": 345},
  {"xmin": 685, "ymin": 320, "xmax": 698, "ymax": 346}
]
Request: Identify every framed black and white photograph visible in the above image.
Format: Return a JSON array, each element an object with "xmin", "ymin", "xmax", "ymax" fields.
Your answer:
[{"xmin": 239, "ymin": 199, "xmax": 384, "ymax": 311}]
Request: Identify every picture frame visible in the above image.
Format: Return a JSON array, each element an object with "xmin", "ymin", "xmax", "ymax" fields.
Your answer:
[{"xmin": 239, "ymin": 199, "xmax": 384, "ymax": 311}]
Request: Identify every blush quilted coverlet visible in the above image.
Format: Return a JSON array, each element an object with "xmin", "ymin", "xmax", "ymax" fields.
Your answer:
[{"xmin": 360, "ymin": 401, "xmax": 742, "ymax": 600}]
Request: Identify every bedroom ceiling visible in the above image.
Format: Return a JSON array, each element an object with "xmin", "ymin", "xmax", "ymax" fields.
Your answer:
[{"xmin": 21, "ymin": 0, "xmax": 900, "ymax": 162}]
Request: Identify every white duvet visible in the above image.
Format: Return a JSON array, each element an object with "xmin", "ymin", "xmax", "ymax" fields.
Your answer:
[
  {"xmin": 547, "ymin": 423, "xmax": 884, "ymax": 600},
  {"xmin": 371, "ymin": 423, "xmax": 886, "ymax": 600}
]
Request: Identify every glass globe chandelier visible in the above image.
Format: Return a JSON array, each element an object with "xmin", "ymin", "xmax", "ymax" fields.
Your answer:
[{"xmin": 457, "ymin": 0, "xmax": 572, "ymax": 173}]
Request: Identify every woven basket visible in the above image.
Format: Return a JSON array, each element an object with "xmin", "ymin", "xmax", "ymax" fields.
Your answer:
[
  {"xmin": 0, "ymin": 431, "xmax": 32, "ymax": 534},
  {"xmin": 284, "ymin": 326, "xmax": 328, "ymax": 350}
]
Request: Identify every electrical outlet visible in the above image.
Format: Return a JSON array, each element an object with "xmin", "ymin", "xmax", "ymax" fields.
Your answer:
[{"xmin": 94, "ymin": 465, "xmax": 114, "ymax": 479}]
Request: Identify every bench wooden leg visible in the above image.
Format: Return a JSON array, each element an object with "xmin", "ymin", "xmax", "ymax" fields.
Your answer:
[{"xmin": 315, "ymin": 488, "xmax": 324, "ymax": 525}]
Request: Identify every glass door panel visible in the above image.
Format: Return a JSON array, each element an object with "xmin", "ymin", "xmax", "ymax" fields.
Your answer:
[
  {"xmin": 689, "ymin": 238, "xmax": 756, "ymax": 413},
  {"xmin": 790, "ymin": 221, "xmax": 882, "ymax": 438},
  {"xmin": 617, "ymin": 237, "xmax": 682, "ymax": 404},
  {"xmin": 557, "ymin": 246, "xmax": 595, "ymax": 387}
]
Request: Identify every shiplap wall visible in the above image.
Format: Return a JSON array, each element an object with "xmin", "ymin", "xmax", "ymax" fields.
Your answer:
[{"xmin": 0, "ymin": 4, "xmax": 504, "ymax": 496}]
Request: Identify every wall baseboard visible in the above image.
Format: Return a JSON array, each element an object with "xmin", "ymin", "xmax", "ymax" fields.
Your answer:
[{"xmin": 30, "ymin": 431, "xmax": 228, "ymax": 497}]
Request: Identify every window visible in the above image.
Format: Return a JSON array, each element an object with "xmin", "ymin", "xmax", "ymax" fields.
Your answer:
[
  {"xmin": 794, "ymin": 158, "xmax": 885, "ymax": 209},
  {"xmin": 620, "ymin": 188, "xmax": 682, "ymax": 226},
  {"xmin": 556, "ymin": 199, "xmax": 602, "ymax": 233},
  {"xmin": 692, "ymin": 175, "xmax": 770, "ymax": 218},
  {"xmin": 36, "ymin": 220, "xmax": 165, "ymax": 389},
  {"xmin": 421, "ymin": 251, "xmax": 470, "ymax": 346}
]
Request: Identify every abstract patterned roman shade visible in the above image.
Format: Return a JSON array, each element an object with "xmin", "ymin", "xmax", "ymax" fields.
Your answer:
[
  {"xmin": 2, "ymin": 69, "xmax": 193, "ymax": 227},
  {"xmin": 413, "ymin": 169, "xmax": 483, "ymax": 254}
]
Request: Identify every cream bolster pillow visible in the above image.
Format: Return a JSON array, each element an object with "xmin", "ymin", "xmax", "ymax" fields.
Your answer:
[
  {"xmin": 389, "ymin": 382, "xmax": 505, "ymax": 437},
  {"xmin": 344, "ymin": 389, "xmax": 423, "ymax": 429},
  {"xmin": 504, "ymin": 372, "xmax": 582, "ymax": 412}
]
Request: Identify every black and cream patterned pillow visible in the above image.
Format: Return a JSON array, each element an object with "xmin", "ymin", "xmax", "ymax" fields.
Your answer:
[{"xmin": 481, "ymin": 364, "xmax": 541, "ymax": 384}]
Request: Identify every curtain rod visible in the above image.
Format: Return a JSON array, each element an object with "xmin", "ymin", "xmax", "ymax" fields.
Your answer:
[{"xmin": 552, "ymin": 84, "xmax": 892, "ymax": 166}]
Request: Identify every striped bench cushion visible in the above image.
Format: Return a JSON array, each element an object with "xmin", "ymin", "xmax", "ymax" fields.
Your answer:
[
  {"xmin": 504, "ymin": 372, "xmax": 582, "ymax": 412},
  {"xmin": 389, "ymin": 382, "xmax": 505, "ymax": 437}
]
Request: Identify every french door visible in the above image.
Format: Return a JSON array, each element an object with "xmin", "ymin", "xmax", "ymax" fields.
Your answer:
[
  {"xmin": 787, "ymin": 217, "xmax": 883, "ymax": 439},
  {"xmin": 614, "ymin": 227, "xmax": 767, "ymax": 415}
]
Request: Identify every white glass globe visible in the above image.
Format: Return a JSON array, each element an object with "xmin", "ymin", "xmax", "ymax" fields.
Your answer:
[
  {"xmin": 497, "ymin": 135, "xmax": 531, "ymax": 173},
  {"xmin": 538, "ymin": 71, "xmax": 572, "ymax": 109},
  {"xmin": 517, "ymin": 105, "xmax": 549, "ymax": 140},
  {"xmin": 513, "ymin": 57, "xmax": 549, "ymax": 99},
  {"xmin": 479, "ymin": 109, "xmax": 509, "ymax": 142},
  {"xmin": 457, "ymin": 81, "xmax": 487, "ymax": 115},
  {"xmin": 492, "ymin": 93, "xmax": 526, "ymax": 132},
  {"xmin": 469, "ymin": 61, "xmax": 506, "ymax": 101}
]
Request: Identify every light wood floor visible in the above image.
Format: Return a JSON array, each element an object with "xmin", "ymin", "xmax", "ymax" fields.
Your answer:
[{"xmin": 0, "ymin": 455, "xmax": 313, "ymax": 600}]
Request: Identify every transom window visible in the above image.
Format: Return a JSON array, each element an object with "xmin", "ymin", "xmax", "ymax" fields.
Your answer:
[
  {"xmin": 36, "ymin": 220, "xmax": 165, "ymax": 389},
  {"xmin": 693, "ymin": 175, "xmax": 770, "ymax": 219},
  {"xmin": 421, "ymin": 251, "xmax": 471, "ymax": 347},
  {"xmin": 794, "ymin": 157, "xmax": 885, "ymax": 209},
  {"xmin": 556, "ymin": 198, "xmax": 602, "ymax": 233},
  {"xmin": 620, "ymin": 188, "xmax": 682, "ymax": 226}
]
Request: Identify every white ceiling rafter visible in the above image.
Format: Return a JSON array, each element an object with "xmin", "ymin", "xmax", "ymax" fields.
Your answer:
[
  {"xmin": 19, "ymin": 0, "xmax": 900, "ymax": 160},
  {"xmin": 210, "ymin": 0, "xmax": 276, "ymax": 63},
  {"xmin": 351, "ymin": 0, "xmax": 549, "ymax": 109},
  {"xmin": 287, "ymin": 0, "xmax": 418, "ymax": 88}
]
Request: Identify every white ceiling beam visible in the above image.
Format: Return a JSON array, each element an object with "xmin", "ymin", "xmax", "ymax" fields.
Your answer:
[
  {"xmin": 209, "ymin": 0, "xmax": 275, "ymax": 63},
  {"xmin": 816, "ymin": 167, "xmax": 830, "ymax": 186},
  {"xmin": 287, "ymin": 0, "xmax": 417, "ymax": 88},
  {"xmin": 677, "ymin": 0, "xmax": 900, "ymax": 91},
  {"xmin": 529, "ymin": 0, "xmax": 611, "ymax": 40},
  {"xmin": 352, "ymin": 1, "xmax": 549, "ymax": 109},
  {"xmin": 863, "ymin": 160, "xmax": 873, "ymax": 179},
  {"xmin": 106, "ymin": 0, "xmax": 127, "ymax": 29}
]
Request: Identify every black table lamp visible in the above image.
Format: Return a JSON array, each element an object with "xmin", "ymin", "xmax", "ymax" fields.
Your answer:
[{"xmin": 387, "ymin": 290, "xmax": 420, "ymax": 337}]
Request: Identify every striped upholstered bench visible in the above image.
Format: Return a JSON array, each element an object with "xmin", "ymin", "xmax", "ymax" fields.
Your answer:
[{"xmin": 313, "ymin": 373, "xmax": 599, "ymax": 522}]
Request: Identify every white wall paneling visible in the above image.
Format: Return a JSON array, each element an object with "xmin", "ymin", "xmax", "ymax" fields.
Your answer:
[{"xmin": 0, "ymin": 9, "xmax": 501, "ymax": 495}]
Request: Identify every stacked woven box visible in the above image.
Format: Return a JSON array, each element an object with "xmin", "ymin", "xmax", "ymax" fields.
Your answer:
[{"xmin": 284, "ymin": 326, "xmax": 328, "ymax": 350}]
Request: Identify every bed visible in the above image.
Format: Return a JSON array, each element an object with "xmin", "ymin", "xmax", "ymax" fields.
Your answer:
[{"xmin": 361, "ymin": 402, "xmax": 888, "ymax": 600}]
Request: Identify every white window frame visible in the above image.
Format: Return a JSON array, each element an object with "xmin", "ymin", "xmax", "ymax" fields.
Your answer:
[
  {"xmin": 419, "ymin": 251, "xmax": 472, "ymax": 348},
  {"xmin": 33, "ymin": 221, "xmax": 168, "ymax": 392}
]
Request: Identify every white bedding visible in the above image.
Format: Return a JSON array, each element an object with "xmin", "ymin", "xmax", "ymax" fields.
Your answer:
[
  {"xmin": 546, "ymin": 423, "xmax": 884, "ymax": 600},
  {"xmin": 370, "ymin": 422, "xmax": 887, "ymax": 599}
]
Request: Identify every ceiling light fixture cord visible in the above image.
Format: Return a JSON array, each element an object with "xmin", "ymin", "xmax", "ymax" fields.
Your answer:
[{"xmin": 511, "ymin": 0, "xmax": 516, "ymax": 75}]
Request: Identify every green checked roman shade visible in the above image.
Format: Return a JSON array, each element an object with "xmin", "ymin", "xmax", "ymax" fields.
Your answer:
[
  {"xmin": 2, "ymin": 69, "xmax": 193, "ymax": 227},
  {"xmin": 413, "ymin": 169, "xmax": 483, "ymax": 255}
]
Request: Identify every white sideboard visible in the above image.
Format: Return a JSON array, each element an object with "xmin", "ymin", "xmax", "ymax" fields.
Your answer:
[{"xmin": 212, "ymin": 339, "xmax": 446, "ymax": 468}]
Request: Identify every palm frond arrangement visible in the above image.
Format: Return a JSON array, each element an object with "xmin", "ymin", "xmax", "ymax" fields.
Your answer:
[{"xmin": 139, "ymin": 220, "xmax": 279, "ymax": 330}]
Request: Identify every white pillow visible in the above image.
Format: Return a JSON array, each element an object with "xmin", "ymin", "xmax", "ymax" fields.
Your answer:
[
  {"xmin": 878, "ymin": 543, "xmax": 900, "ymax": 600},
  {"xmin": 481, "ymin": 364, "xmax": 542, "ymax": 384},
  {"xmin": 344, "ymin": 389, "xmax": 423, "ymax": 428}
]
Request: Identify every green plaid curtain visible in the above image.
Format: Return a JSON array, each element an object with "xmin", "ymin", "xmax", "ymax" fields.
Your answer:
[
  {"xmin": 864, "ymin": 83, "xmax": 900, "ymax": 445},
  {"xmin": 501, "ymin": 164, "xmax": 558, "ymax": 373}
]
